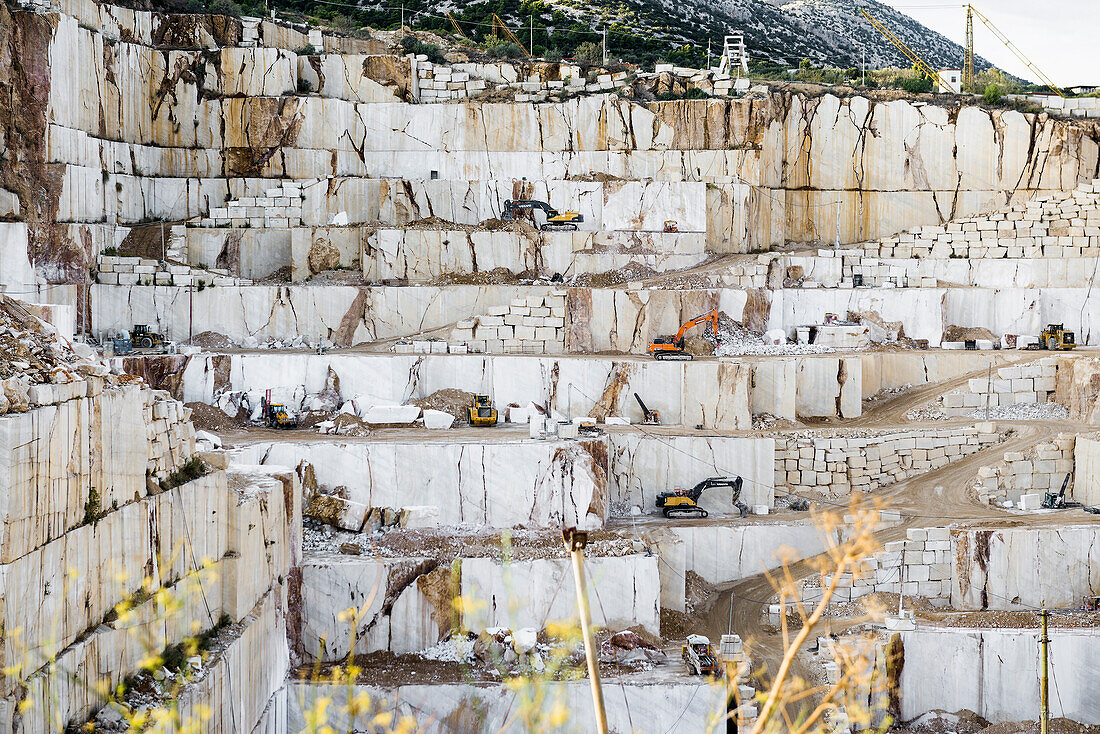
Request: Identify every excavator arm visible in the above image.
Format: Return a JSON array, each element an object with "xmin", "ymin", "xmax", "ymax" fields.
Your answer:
[{"xmin": 673, "ymin": 310, "xmax": 719, "ymax": 346}]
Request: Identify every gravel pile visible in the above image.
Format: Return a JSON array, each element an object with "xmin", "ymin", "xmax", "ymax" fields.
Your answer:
[{"xmin": 964, "ymin": 402, "xmax": 1070, "ymax": 420}]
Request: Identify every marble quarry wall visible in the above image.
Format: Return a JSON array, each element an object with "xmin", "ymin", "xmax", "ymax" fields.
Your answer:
[
  {"xmin": 287, "ymin": 681, "xmax": 725, "ymax": 733},
  {"xmin": 608, "ymin": 434, "xmax": 775, "ymax": 511},
  {"xmin": 7, "ymin": 0, "xmax": 1098, "ymax": 283},
  {"xmin": 233, "ymin": 437, "xmax": 608, "ymax": 528},
  {"xmin": 1073, "ymin": 435, "xmax": 1100, "ymax": 507},
  {"xmin": 951, "ymin": 526, "xmax": 1100, "ymax": 610},
  {"xmin": 894, "ymin": 628, "xmax": 1100, "ymax": 723},
  {"xmin": 0, "ymin": 370, "xmax": 301, "ymax": 731},
  {"xmin": 655, "ymin": 523, "xmax": 840, "ymax": 611},
  {"xmin": 295, "ymin": 553, "xmax": 660, "ymax": 659},
  {"xmin": 88, "ymin": 276, "xmax": 1100, "ymax": 353}
]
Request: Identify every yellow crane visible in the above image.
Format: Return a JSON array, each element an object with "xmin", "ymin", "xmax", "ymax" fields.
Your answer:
[
  {"xmin": 446, "ymin": 11, "xmax": 469, "ymax": 39},
  {"xmin": 860, "ymin": 8, "xmax": 950, "ymax": 92},
  {"xmin": 965, "ymin": 5, "xmax": 1064, "ymax": 97},
  {"xmin": 491, "ymin": 13, "xmax": 529, "ymax": 56}
]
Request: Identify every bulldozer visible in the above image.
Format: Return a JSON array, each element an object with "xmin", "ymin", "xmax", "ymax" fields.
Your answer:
[
  {"xmin": 682, "ymin": 634, "xmax": 723, "ymax": 677},
  {"xmin": 262, "ymin": 400, "xmax": 298, "ymax": 429},
  {"xmin": 1029, "ymin": 323, "xmax": 1076, "ymax": 351},
  {"xmin": 467, "ymin": 395, "xmax": 499, "ymax": 427},
  {"xmin": 647, "ymin": 309, "xmax": 720, "ymax": 361},
  {"xmin": 130, "ymin": 324, "xmax": 167, "ymax": 351},
  {"xmin": 502, "ymin": 199, "xmax": 584, "ymax": 231},
  {"xmin": 656, "ymin": 476, "xmax": 744, "ymax": 518}
]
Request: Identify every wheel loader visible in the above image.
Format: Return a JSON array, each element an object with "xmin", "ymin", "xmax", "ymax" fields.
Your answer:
[
  {"xmin": 682, "ymin": 634, "xmax": 723, "ymax": 677},
  {"xmin": 647, "ymin": 309, "xmax": 720, "ymax": 361},
  {"xmin": 656, "ymin": 476, "xmax": 744, "ymax": 518},
  {"xmin": 467, "ymin": 395, "xmax": 498, "ymax": 427},
  {"xmin": 130, "ymin": 324, "xmax": 167, "ymax": 351},
  {"xmin": 502, "ymin": 199, "xmax": 584, "ymax": 231},
  {"xmin": 1027, "ymin": 323, "xmax": 1075, "ymax": 351}
]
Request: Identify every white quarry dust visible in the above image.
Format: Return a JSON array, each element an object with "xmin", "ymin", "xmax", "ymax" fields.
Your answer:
[{"xmin": 964, "ymin": 402, "xmax": 1070, "ymax": 420}]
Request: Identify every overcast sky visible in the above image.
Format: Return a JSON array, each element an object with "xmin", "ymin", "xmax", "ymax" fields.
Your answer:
[{"xmin": 878, "ymin": 1, "xmax": 1099, "ymax": 87}]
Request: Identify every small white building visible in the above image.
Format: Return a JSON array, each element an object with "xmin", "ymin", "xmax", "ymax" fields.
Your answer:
[{"xmin": 937, "ymin": 68, "xmax": 963, "ymax": 94}]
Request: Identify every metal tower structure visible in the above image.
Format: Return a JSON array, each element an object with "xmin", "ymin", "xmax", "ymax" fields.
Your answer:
[{"xmin": 963, "ymin": 5, "xmax": 975, "ymax": 92}]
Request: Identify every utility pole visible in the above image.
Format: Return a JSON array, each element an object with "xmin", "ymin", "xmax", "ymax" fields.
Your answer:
[
  {"xmin": 862, "ymin": 47, "xmax": 866, "ymax": 86},
  {"xmin": 707, "ymin": 39, "xmax": 711, "ymax": 71},
  {"xmin": 601, "ymin": 27, "xmax": 607, "ymax": 66},
  {"xmin": 1039, "ymin": 609, "xmax": 1050, "ymax": 734},
  {"xmin": 400, "ymin": 2, "xmax": 404, "ymax": 30},
  {"xmin": 563, "ymin": 528, "xmax": 608, "ymax": 734},
  {"xmin": 529, "ymin": 15, "xmax": 533, "ymax": 56}
]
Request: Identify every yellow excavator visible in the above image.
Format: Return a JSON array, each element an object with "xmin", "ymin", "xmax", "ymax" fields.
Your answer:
[
  {"xmin": 647, "ymin": 309, "xmax": 720, "ymax": 361},
  {"xmin": 656, "ymin": 476, "xmax": 744, "ymax": 518},
  {"xmin": 502, "ymin": 199, "xmax": 584, "ymax": 231},
  {"xmin": 1031, "ymin": 323, "xmax": 1075, "ymax": 351},
  {"xmin": 467, "ymin": 395, "xmax": 499, "ymax": 426}
]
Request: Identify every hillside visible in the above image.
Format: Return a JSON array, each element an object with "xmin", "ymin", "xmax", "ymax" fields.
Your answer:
[{"xmin": 319, "ymin": 0, "xmax": 994, "ymax": 70}]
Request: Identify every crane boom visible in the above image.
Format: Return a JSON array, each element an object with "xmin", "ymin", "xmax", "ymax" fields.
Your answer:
[
  {"xmin": 967, "ymin": 5, "xmax": 1064, "ymax": 97},
  {"xmin": 860, "ymin": 8, "xmax": 950, "ymax": 93},
  {"xmin": 491, "ymin": 13, "xmax": 529, "ymax": 56},
  {"xmin": 446, "ymin": 11, "xmax": 468, "ymax": 39}
]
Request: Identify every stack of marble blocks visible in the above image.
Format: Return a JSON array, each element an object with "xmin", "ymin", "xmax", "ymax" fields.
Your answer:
[
  {"xmin": 975, "ymin": 435, "xmax": 1075, "ymax": 507},
  {"xmin": 801, "ymin": 527, "xmax": 953, "ymax": 605},
  {"xmin": 942, "ymin": 358, "xmax": 1057, "ymax": 415},
  {"xmin": 203, "ymin": 182, "xmax": 305, "ymax": 228},
  {"xmin": 868, "ymin": 180, "xmax": 1100, "ymax": 259},
  {"xmin": 96, "ymin": 256, "xmax": 248, "ymax": 286},
  {"xmin": 775, "ymin": 426, "xmax": 999, "ymax": 496},
  {"xmin": 415, "ymin": 60, "xmax": 488, "ymax": 101},
  {"xmin": 451, "ymin": 292, "xmax": 567, "ymax": 354},
  {"xmin": 146, "ymin": 391, "xmax": 198, "ymax": 479}
]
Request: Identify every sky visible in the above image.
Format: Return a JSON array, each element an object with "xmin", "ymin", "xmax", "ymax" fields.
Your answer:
[{"xmin": 878, "ymin": 0, "xmax": 1100, "ymax": 87}]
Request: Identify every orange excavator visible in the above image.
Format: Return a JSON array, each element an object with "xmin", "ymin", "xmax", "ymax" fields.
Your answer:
[{"xmin": 647, "ymin": 309, "xmax": 720, "ymax": 361}]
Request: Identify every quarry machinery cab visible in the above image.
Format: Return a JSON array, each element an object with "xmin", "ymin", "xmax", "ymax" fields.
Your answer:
[
  {"xmin": 1031, "ymin": 323, "xmax": 1076, "ymax": 351},
  {"xmin": 663, "ymin": 220, "xmax": 679, "ymax": 233},
  {"xmin": 467, "ymin": 395, "xmax": 499, "ymax": 427},
  {"xmin": 502, "ymin": 199, "xmax": 584, "ymax": 231},
  {"xmin": 682, "ymin": 634, "xmax": 723, "ymax": 677},
  {"xmin": 656, "ymin": 476, "xmax": 744, "ymax": 518},
  {"xmin": 647, "ymin": 309, "xmax": 720, "ymax": 361}
]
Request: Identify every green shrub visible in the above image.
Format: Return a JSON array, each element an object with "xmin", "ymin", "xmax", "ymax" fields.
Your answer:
[
  {"xmin": 573, "ymin": 41, "xmax": 601, "ymax": 64},
  {"xmin": 207, "ymin": 0, "xmax": 241, "ymax": 18},
  {"xmin": 102, "ymin": 246, "xmax": 118, "ymax": 256},
  {"xmin": 983, "ymin": 83, "xmax": 1003, "ymax": 105},
  {"xmin": 400, "ymin": 35, "xmax": 446, "ymax": 64},
  {"xmin": 545, "ymin": 49, "xmax": 562, "ymax": 63},
  {"xmin": 297, "ymin": 77, "xmax": 314, "ymax": 94},
  {"xmin": 900, "ymin": 75, "xmax": 933, "ymax": 94},
  {"xmin": 487, "ymin": 41, "xmax": 524, "ymax": 60},
  {"xmin": 297, "ymin": 43, "xmax": 318, "ymax": 55}
]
